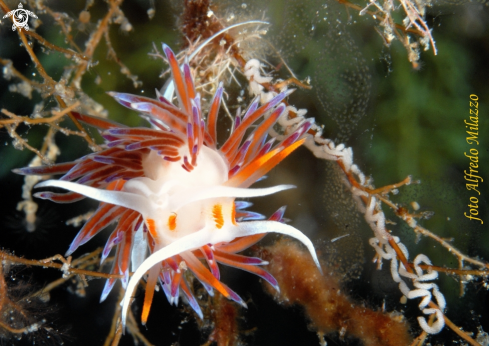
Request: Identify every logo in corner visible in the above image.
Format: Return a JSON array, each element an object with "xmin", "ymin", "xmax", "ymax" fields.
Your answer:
[{"xmin": 3, "ymin": 3, "xmax": 38, "ymax": 31}]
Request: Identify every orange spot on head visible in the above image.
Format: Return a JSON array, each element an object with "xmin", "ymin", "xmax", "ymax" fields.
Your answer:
[
  {"xmin": 146, "ymin": 218, "xmax": 157, "ymax": 238},
  {"xmin": 168, "ymin": 213, "xmax": 177, "ymax": 231},
  {"xmin": 231, "ymin": 203, "xmax": 238, "ymax": 226},
  {"xmin": 212, "ymin": 204, "xmax": 224, "ymax": 229}
]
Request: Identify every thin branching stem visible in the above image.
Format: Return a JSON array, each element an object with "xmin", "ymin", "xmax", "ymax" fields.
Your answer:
[
  {"xmin": 23, "ymin": 31, "xmax": 89, "ymax": 62},
  {"xmin": 0, "ymin": 250, "xmax": 123, "ymax": 280},
  {"xmin": 71, "ymin": 0, "xmax": 123, "ymax": 86}
]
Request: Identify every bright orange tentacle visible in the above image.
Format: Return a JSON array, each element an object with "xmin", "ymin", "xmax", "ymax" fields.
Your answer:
[
  {"xmin": 224, "ymin": 137, "xmax": 242, "ymax": 164},
  {"xmin": 77, "ymin": 204, "xmax": 119, "ymax": 238},
  {"xmin": 107, "ymin": 128, "xmax": 185, "ymax": 143},
  {"xmin": 183, "ymin": 63, "xmax": 196, "ymax": 101},
  {"xmin": 118, "ymin": 224, "xmax": 134, "ymax": 278},
  {"xmin": 164, "ymin": 45, "xmax": 191, "ymax": 114},
  {"xmin": 141, "ymin": 265, "xmax": 161, "ymax": 325},
  {"xmin": 13, "ymin": 162, "xmax": 76, "ymax": 176},
  {"xmin": 220, "ymin": 104, "xmax": 274, "ymax": 155},
  {"xmin": 170, "ymin": 270, "xmax": 183, "ymax": 297},
  {"xmin": 134, "ymin": 103, "xmax": 188, "ymax": 134},
  {"xmin": 72, "ymin": 111, "xmax": 126, "ymax": 130},
  {"xmin": 206, "ymin": 87, "xmax": 223, "ymax": 147},
  {"xmin": 181, "ymin": 252, "xmax": 231, "ymax": 299},
  {"xmin": 244, "ymin": 105, "xmax": 284, "ymax": 164},
  {"xmin": 226, "ymin": 138, "xmax": 305, "ymax": 188},
  {"xmin": 146, "ymin": 218, "xmax": 158, "ymax": 240},
  {"xmin": 215, "ymin": 234, "xmax": 266, "ymax": 253},
  {"xmin": 36, "ymin": 191, "xmax": 85, "ymax": 203}
]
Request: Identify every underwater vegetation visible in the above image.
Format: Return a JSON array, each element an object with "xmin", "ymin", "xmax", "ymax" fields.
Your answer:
[{"xmin": 0, "ymin": 0, "xmax": 488, "ymax": 345}]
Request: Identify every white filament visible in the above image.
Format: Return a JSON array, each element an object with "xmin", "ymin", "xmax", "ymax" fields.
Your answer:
[
  {"xmin": 121, "ymin": 220, "xmax": 321, "ymax": 330},
  {"xmin": 35, "ymin": 179, "xmax": 295, "ymax": 217},
  {"xmin": 35, "ymin": 180, "xmax": 152, "ymax": 215}
]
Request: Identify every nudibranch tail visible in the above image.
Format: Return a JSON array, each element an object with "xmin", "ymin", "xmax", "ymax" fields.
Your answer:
[{"xmin": 17, "ymin": 43, "xmax": 320, "ymax": 329}]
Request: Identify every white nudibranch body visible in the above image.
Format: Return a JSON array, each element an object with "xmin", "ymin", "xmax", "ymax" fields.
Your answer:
[
  {"xmin": 18, "ymin": 44, "xmax": 320, "ymax": 329},
  {"xmin": 126, "ymin": 147, "xmax": 230, "ymax": 242}
]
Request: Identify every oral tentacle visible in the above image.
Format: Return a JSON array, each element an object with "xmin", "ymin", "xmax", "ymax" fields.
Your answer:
[{"xmin": 121, "ymin": 219, "xmax": 320, "ymax": 329}]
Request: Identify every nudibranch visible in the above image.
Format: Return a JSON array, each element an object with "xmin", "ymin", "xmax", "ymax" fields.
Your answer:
[{"xmin": 14, "ymin": 44, "xmax": 321, "ymax": 328}]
